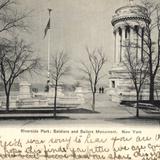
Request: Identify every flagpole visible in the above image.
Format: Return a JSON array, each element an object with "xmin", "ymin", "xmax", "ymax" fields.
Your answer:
[
  {"xmin": 47, "ymin": 23, "xmax": 50, "ymax": 82},
  {"xmin": 47, "ymin": 9, "xmax": 52, "ymax": 83}
]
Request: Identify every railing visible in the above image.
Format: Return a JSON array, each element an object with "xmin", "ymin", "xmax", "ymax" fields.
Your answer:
[{"xmin": 0, "ymin": 95, "xmax": 84, "ymax": 108}]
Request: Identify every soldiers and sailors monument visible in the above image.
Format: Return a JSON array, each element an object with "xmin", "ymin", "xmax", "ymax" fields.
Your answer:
[{"xmin": 109, "ymin": 0, "xmax": 155, "ymax": 102}]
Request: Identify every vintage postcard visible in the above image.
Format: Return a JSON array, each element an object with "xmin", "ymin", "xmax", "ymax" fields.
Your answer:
[{"xmin": 0, "ymin": 0, "xmax": 160, "ymax": 159}]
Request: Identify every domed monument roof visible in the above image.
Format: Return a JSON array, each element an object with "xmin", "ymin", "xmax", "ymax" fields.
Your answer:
[{"xmin": 111, "ymin": 0, "xmax": 151, "ymax": 26}]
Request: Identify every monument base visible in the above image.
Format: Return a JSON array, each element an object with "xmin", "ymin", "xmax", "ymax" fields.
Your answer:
[{"xmin": 108, "ymin": 65, "xmax": 160, "ymax": 102}]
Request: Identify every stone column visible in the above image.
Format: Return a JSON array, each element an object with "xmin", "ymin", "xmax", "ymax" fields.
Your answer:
[
  {"xmin": 128, "ymin": 27, "xmax": 131, "ymax": 43},
  {"xmin": 138, "ymin": 27, "xmax": 142, "ymax": 60},
  {"xmin": 119, "ymin": 28, "xmax": 122, "ymax": 63},
  {"xmin": 114, "ymin": 31, "xmax": 116, "ymax": 63},
  {"xmin": 141, "ymin": 28, "xmax": 144, "ymax": 61},
  {"xmin": 136, "ymin": 27, "xmax": 139, "ymax": 60},
  {"xmin": 130, "ymin": 27, "xmax": 135, "ymax": 44},
  {"xmin": 121, "ymin": 27, "xmax": 126, "ymax": 61},
  {"xmin": 130, "ymin": 27, "xmax": 137, "ymax": 56},
  {"xmin": 115, "ymin": 28, "xmax": 121, "ymax": 64},
  {"xmin": 130, "ymin": 27, "xmax": 133, "ymax": 43}
]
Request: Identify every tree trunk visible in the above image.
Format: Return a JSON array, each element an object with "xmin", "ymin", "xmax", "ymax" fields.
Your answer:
[
  {"xmin": 6, "ymin": 93, "xmax": 10, "ymax": 112},
  {"xmin": 149, "ymin": 75, "xmax": 154, "ymax": 103},
  {"xmin": 149, "ymin": 39, "xmax": 154, "ymax": 103},
  {"xmin": 92, "ymin": 92, "xmax": 95, "ymax": 111},
  {"xmin": 136, "ymin": 92, "xmax": 139, "ymax": 118},
  {"xmin": 4, "ymin": 82, "xmax": 13, "ymax": 112},
  {"xmin": 54, "ymin": 82, "xmax": 58, "ymax": 118},
  {"xmin": 4, "ymin": 85, "xmax": 10, "ymax": 112}
]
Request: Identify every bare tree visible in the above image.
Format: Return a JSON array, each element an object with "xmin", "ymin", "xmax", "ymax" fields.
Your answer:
[
  {"xmin": 125, "ymin": 0, "xmax": 160, "ymax": 102},
  {"xmin": 80, "ymin": 47, "xmax": 107, "ymax": 111},
  {"xmin": 140, "ymin": 0, "xmax": 160, "ymax": 102},
  {"xmin": 0, "ymin": 38, "xmax": 40, "ymax": 111},
  {"xmin": 0, "ymin": 0, "xmax": 30, "ymax": 33},
  {"xmin": 50, "ymin": 51, "xmax": 70, "ymax": 118},
  {"xmin": 123, "ymin": 42, "xmax": 149, "ymax": 117}
]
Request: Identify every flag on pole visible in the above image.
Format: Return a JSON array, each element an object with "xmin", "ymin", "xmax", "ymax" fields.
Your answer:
[
  {"xmin": 44, "ymin": 18, "xmax": 50, "ymax": 38},
  {"xmin": 44, "ymin": 9, "xmax": 52, "ymax": 38}
]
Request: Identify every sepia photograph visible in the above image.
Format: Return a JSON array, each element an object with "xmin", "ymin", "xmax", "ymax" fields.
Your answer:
[
  {"xmin": 0, "ymin": 0, "xmax": 160, "ymax": 126},
  {"xmin": 0, "ymin": 0, "xmax": 160, "ymax": 160},
  {"xmin": 0, "ymin": 0, "xmax": 160, "ymax": 128}
]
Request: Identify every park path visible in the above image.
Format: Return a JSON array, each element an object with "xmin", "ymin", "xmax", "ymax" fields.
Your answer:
[
  {"xmin": 0, "ymin": 93, "xmax": 159, "ymax": 127},
  {"xmin": 52, "ymin": 93, "xmax": 160, "ymax": 127}
]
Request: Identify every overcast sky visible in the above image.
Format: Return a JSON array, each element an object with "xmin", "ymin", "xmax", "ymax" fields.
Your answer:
[{"xmin": 18, "ymin": 0, "xmax": 140, "ymax": 84}]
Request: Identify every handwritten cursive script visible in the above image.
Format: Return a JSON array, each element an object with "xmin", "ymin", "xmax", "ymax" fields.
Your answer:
[{"xmin": 0, "ymin": 129, "xmax": 158, "ymax": 160}]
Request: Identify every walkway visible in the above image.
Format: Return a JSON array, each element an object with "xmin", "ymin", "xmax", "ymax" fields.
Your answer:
[{"xmin": 0, "ymin": 93, "xmax": 159, "ymax": 127}]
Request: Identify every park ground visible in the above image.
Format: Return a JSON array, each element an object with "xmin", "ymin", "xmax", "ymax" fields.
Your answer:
[{"xmin": 0, "ymin": 93, "xmax": 160, "ymax": 127}]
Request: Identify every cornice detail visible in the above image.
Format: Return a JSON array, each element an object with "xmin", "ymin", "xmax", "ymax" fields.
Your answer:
[{"xmin": 112, "ymin": 16, "xmax": 150, "ymax": 26}]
